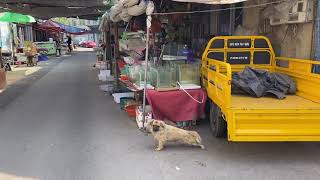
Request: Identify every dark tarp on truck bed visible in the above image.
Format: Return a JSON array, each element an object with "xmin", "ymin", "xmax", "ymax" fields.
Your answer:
[{"xmin": 232, "ymin": 66, "xmax": 296, "ymax": 99}]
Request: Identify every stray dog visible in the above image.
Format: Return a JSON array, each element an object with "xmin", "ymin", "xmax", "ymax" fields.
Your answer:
[{"xmin": 144, "ymin": 120, "xmax": 205, "ymax": 151}]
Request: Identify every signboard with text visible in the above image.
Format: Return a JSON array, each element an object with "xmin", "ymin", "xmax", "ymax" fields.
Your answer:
[{"xmin": 227, "ymin": 39, "xmax": 251, "ymax": 48}]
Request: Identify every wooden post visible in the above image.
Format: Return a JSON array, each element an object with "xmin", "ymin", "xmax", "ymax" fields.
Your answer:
[
  {"xmin": 114, "ymin": 23, "xmax": 119, "ymax": 59},
  {"xmin": 103, "ymin": 31, "xmax": 107, "ymax": 61},
  {"xmin": 114, "ymin": 23, "xmax": 120, "ymax": 90},
  {"xmin": 106, "ymin": 22, "xmax": 112, "ymax": 70},
  {"xmin": 229, "ymin": 4, "xmax": 236, "ymax": 35}
]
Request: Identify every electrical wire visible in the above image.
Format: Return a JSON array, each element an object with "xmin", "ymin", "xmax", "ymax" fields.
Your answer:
[{"xmin": 177, "ymin": 81, "xmax": 204, "ymax": 104}]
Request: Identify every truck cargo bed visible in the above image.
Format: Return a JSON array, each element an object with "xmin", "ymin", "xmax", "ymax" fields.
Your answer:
[
  {"xmin": 229, "ymin": 95, "xmax": 320, "ymax": 141},
  {"xmin": 231, "ymin": 95, "xmax": 320, "ymax": 110}
]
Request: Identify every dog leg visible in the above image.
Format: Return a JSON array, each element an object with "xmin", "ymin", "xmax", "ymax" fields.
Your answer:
[
  {"xmin": 193, "ymin": 132, "xmax": 205, "ymax": 149},
  {"xmin": 155, "ymin": 141, "xmax": 164, "ymax": 151},
  {"xmin": 191, "ymin": 142, "xmax": 205, "ymax": 149},
  {"xmin": 199, "ymin": 144, "xmax": 205, "ymax": 149}
]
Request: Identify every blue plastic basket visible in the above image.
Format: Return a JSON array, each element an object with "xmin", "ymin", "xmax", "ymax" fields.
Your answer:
[{"xmin": 38, "ymin": 55, "xmax": 48, "ymax": 61}]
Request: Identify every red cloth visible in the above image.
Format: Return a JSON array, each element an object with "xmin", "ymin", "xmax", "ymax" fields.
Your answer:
[{"xmin": 146, "ymin": 89, "xmax": 207, "ymax": 122}]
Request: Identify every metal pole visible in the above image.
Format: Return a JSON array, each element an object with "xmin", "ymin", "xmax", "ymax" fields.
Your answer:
[{"xmin": 142, "ymin": 15, "xmax": 152, "ymax": 127}]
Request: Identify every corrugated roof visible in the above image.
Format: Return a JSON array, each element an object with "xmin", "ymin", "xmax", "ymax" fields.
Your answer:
[
  {"xmin": 171, "ymin": 0, "xmax": 247, "ymax": 4},
  {"xmin": 0, "ymin": 0, "xmax": 116, "ymax": 19}
]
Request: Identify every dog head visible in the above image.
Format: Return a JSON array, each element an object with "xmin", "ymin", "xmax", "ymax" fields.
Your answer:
[{"xmin": 144, "ymin": 119, "xmax": 165, "ymax": 133}]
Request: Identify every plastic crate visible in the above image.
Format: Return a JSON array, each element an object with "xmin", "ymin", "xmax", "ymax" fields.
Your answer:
[{"xmin": 112, "ymin": 92, "xmax": 134, "ymax": 103}]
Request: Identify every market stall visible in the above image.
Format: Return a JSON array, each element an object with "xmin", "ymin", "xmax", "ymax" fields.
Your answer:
[
  {"xmin": 98, "ymin": 0, "xmax": 249, "ymax": 129},
  {"xmin": 0, "ymin": 12, "xmax": 36, "ymax": 87}
]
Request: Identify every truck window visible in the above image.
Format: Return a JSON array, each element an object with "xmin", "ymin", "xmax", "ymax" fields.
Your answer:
[
  {"xmin": 253, "ymin": 51, "xmax": 271, "ymax": 64},
  {"xmin": 210, "ymin": 39, "xmax": 224, "ymax": 49},
  {"xmin": 207, "ymin": 52, "xmax": 224, "ymax": 61},
  {"xmin": 254, "ymin": 39, "xmax": 269, "ymax": 48}
]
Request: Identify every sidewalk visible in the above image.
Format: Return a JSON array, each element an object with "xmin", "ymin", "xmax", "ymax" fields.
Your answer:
[
  {"xmin": 6, "ymin": 66, "xmax": 42, "ymax": 87},
  {"xmin": 0, "ymin": 55, "xmax": 66, "ymax": 109}
]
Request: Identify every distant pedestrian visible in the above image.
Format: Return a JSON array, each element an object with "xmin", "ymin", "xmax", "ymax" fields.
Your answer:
[
  {"xmin": 67, "ymin": 36, "xmax": 72, "ymax": 53},
  {"xmin": 55, "ymin": 39, "xmax": 62, "ymax": 57}
]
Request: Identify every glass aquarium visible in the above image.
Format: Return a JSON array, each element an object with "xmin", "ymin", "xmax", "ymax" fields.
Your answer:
[
  {"xmin": 152, "ymin": 64, "xmax": 178, "ymax": 89},
  {"xmin": 128, "ymin": 64, "xmax": 157, "ymax": 89},
  {"xmin": 177, "ymin": 63, "xmax": 200, "ymax": 86}
]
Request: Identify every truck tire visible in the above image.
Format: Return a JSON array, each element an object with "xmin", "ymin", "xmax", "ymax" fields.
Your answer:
[{"xmin": 209, "ymin": 102, "xmax": 227, "ymax": 137}]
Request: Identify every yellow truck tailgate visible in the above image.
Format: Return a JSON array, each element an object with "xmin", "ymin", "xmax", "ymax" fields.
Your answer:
[{"xmin": 228, "ymin": 95, "xmax": 320, "ymax": 141}]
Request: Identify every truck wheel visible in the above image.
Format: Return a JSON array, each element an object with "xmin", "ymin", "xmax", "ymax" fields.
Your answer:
[{"xmin": 209, "ymin": 102, "xmax": 227, "ymax": 137}]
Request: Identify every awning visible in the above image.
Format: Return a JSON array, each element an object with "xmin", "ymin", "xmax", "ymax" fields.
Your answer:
[
  {"xmin": 54, "ymin": 21, "xmax": 88, "ymax": 35},
  {"xmin": 171, "ymin": 0, "xmax": 247, "ymax": 4},
  {"xmin": 34, "ymin": 20, "xmax": 61, "ymax": 33},
  {"xmin": 35, "ymin": 20, "xmax": 89, "ymax": 35},
  {"xmin": 0, "ymin": 12, "xmax": 35, "ymax": 23}
]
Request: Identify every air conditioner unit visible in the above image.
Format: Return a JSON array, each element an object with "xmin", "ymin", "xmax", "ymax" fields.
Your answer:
[{"xmin": 270, "ymin": 0, "xmax": 313, "ymax": 26}]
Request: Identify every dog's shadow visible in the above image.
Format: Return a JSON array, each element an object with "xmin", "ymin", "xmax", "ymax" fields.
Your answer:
[{"xmin": 149, "ymin": 142, "xmax": 205, "ymax": 152}]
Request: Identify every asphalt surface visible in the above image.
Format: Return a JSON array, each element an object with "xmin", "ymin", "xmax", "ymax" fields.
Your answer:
[{"xmin": 0, "ymin": 51, "xmax": 320, "ymax": 180}]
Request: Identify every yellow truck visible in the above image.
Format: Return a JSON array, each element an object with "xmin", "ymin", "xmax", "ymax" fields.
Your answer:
[{"xmin": 201, "ymin": 36, "xmax": 320, "ymax": 141}]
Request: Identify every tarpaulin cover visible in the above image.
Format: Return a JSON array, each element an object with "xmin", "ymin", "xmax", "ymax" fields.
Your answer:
[
  {"xmin": 146, "ymin": 89, "xmax": 207, "ymax": 122},
  {"xmin": 54, "ymin": 21, "xmax": 88, "ymax": 35},
  {"xmin": 35, "ymin": 20, "xmax": 89, "ymax": 34},
  {"xmin": 35, "ymin": 20, "xmax": 61, "ymax": 33},
  {"xmin": 171, "ymin": 0, "xmax": 247, "ymax": 4},
  {"xmin": 232, "ymin": 66, "xmax": 296, "ymax": 99}
]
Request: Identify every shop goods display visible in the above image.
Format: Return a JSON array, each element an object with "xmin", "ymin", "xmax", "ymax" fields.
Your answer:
[
  {"xmin": 177, "ymin": 64, "xmax": 200, "ymax": 86},
  {"xmin": 152, "ymin": 65, "xmax": 178, "ymax": 89},
  {"xmin": 128, "ymin": 65, "xmax": 157, "ymax": 89}
]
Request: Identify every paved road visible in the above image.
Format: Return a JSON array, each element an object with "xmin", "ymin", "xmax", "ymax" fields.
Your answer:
[{"xmin": 0, "ymin": 51, "xmax": 320, "ymax": 180}]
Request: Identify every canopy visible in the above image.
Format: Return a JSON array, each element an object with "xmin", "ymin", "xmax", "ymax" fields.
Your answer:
[
  {"xmin": 54, "ymin": 21, "xmax": 88, "ymax": 35},
  {"xmin": 0, "ymin": 12, "xmax": 35, "ymax": 23},
  {"xmin": 35, "ymin": 20, "xmax": 61, "ymax": 33},
  {"xmin": 35, "ymin": 20, "xmax": 89, "ymax": 35},
  {"xmin": 171, "ymin": 0, "xmax": 247, "ymax": 4}
]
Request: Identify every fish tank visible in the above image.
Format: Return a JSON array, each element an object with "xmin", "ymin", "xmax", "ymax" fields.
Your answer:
[
  {"xmin": 129, "ymin": 65, "xmax": 157, "ymax": 89},
  {"xmin": 177, "ymin": 63, "xmax": 200, "ymax": 86},
  {"xmin": 152, "ymin": 64, "xmax": 178, "ymax": 89}
]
